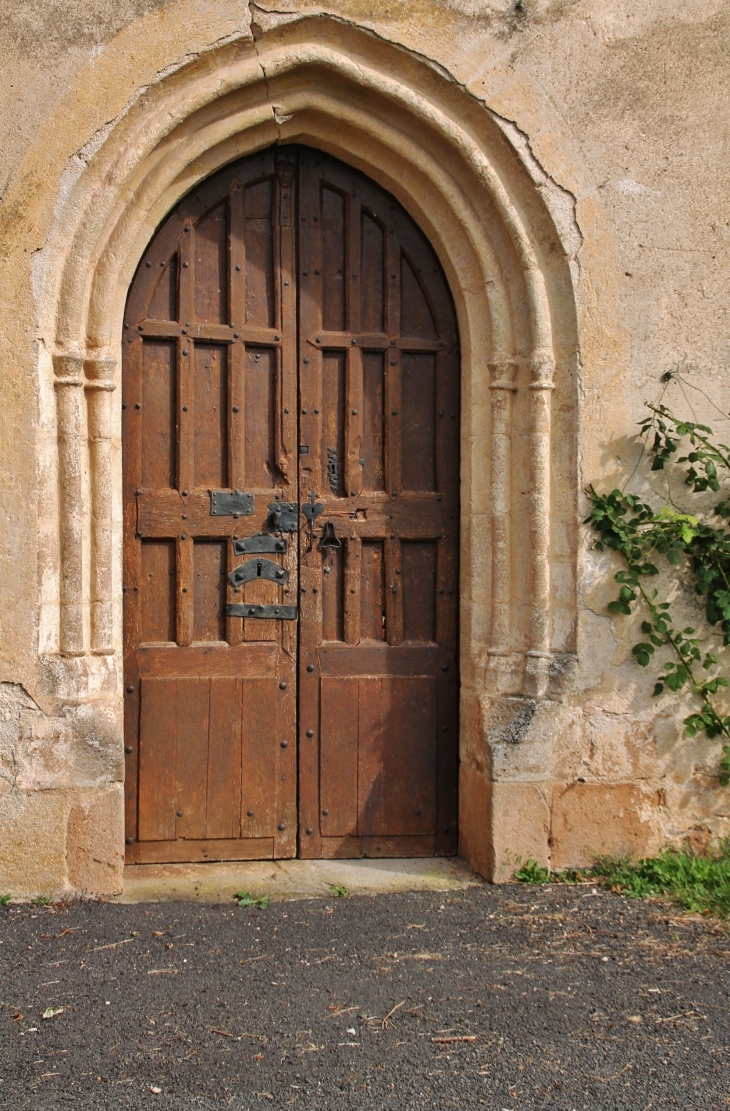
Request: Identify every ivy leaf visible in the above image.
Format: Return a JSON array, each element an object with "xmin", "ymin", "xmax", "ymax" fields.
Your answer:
[{"xmin": 587, "ymin": 407, "xmax": 730, "ymax": 785}]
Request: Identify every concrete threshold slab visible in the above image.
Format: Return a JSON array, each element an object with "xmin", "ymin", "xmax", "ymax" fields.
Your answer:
[{"xmin": 112, "ymin": 857, "xmax": 482, "ymax": 904}]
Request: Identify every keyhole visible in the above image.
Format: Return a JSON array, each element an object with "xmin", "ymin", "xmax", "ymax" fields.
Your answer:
[{"xmin": 257, "ymin": 561, "xmax": 263, "ymax": 577}]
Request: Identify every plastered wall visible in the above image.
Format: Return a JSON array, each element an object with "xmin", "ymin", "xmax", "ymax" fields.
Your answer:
[{"xmin": 1, "ymin": 0, "xmax": 728, "ymax": 897}]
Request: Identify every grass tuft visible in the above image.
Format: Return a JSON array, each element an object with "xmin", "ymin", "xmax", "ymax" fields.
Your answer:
[
  {"xmin": 515, "ymin": 840, "xmax": 730, "ymax": 918},
  {"xmin": 234, "ymin": 891, "xmax": 270, "ymax": 910},
  {"xmin": 514, "ymin": 859, "xmax": 551, "ymax": 885}
]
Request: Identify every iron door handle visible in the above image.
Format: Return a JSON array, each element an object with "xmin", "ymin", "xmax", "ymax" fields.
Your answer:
[{"xmin": 321, "ymin": 520, "xmax": 342, "ymax": 548}]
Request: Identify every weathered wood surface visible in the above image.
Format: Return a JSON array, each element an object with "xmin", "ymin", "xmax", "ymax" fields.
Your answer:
[{"xmin": 123, "ymin": 145, "xmax": 459, "ymax": 863}]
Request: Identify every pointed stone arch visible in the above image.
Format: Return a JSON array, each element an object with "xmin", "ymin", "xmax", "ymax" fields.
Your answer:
[{"xmin": 39, "ymin": 15, "xmax": 579, "ymax": 881}]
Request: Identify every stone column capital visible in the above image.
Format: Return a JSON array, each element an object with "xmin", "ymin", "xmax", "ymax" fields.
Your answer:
[
  {"xmin": 85, "ymin": 355, "xmax": 117, "ymax": 388},
  {"xmin": 53, "ymin": 352, "xmax": 85, "ymax": 385},
  {"xmin": 488, "ymin": 358, "xmax": 519, "ymax": 391},
  {"xmin": 529, "ymin": 350, "xmax": 555, "ymax": 389}
]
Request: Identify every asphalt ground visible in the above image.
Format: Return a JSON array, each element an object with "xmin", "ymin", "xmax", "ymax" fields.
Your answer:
[{"xmin": 1, "ymin": 884, "xmax": 729, "ymax": 1110}]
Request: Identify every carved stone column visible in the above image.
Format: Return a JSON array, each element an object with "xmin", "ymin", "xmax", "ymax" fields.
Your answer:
[
  {"xmin": 524, "ymin": 350, "xmax": 555, "ymax": 698},
  {"xmin": 486, "ymin": 359, "xmax": 518, "ymax": 691},
  {"xmin": 86, "ymin": 356, "xmax": 117, "ymax": 654},
  {"xmin": 53, "ymin": 353, "xmax": 86, "ymax": 656}
]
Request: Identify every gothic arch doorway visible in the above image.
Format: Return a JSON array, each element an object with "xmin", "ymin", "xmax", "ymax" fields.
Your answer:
[{"xmin": 122, "ymin": 144, "xmax": 460, "ymax": 864}]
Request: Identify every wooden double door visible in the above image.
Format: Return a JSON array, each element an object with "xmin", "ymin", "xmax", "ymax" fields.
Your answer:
[{"xmin": 123, "ymin": 145, "xmax": 460, "ymax": 864}]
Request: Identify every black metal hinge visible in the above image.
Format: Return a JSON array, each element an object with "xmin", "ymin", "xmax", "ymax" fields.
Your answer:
[
  {"xmin": 233, "ymin": 533, "xmax": 287, "ymax": 555},
  {"xmin": 226, "ymin": 604, "xmax": 298, "ymax": 620}
]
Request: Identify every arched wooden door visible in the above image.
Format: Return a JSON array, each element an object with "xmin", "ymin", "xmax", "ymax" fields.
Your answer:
[{"xmin": 123, "ymin": 145, "xmax": 459, "ymax": 864}]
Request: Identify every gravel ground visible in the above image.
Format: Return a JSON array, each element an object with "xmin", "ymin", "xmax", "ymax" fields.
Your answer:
[{"xmin": 1, "ymin": 885, "xmax": 729, "ymax": 1110}]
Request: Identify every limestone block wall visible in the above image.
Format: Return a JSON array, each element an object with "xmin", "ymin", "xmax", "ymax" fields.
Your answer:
[{"xmin": 0, "ymin": 0, "xmax": 728, "ymax": 896}]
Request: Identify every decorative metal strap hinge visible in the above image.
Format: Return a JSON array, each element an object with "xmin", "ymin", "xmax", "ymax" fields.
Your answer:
[
  {"xmin": 233, "ymin": 533, "xmax": 287, "ymax": 555},
  {"xmin": 226, "ymin": 603, "xmax": 298, "ymax": 620}
]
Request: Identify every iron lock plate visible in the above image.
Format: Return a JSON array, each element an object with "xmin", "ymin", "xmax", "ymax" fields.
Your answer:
[
  {"xmin": 210, "ymin": 490, "xmax": 254, "ymax": 517},
  {"xmin": 228, "ymin": 558, "xmax": 289, "ymax": 588},
  {"xmin": 268, "ymin": 502, "xmax": 299, "ymax": 531},
  {"xmin": 233, "ymin": 533, "xmax": 287, "ymax": 556},
  {"xmin": 226, "ymin": 603, "xmax": 298, "ymax": 620},
  {"xmin": 327, "ymin": 447, "xmax": 339, "ymax": 493},
  {"xmin": 302, "ymin": 499, "xmax": 324, "ymax": 525}
]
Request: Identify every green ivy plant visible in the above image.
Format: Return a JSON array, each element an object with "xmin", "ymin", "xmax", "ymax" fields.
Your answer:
[{"xmin": 587, "ymin": 402, "xmax": 730, "ymax": 786}]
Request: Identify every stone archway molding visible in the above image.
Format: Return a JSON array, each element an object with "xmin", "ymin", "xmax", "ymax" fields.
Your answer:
[{"xmin": 41, "ymin": 15, "xmax": 579, "ymax": 877}]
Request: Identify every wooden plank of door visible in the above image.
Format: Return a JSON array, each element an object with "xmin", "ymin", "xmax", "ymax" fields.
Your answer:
[
  {"xmin": 384, "ymin": 534, "xmax": 403, "ymax": 646},
  {"xmin": 135, "ymin": 838, "xmax": 274, "ymax": 864},
  {"xmin": 320, "ymin": 835, "xmax": 436, "ymax": 859},
  {"xmin": 319, "ymin": 644, "xmax": 438, "ymax": 676},
  {"xmin": 206, "ymin": 677, "xmax": 242, "ymax": 840},
  {"xmin": 123, "ymin": 334, "xmax": 143, "ymax": 852},
  {"xmin": 296, "ymin": 147, "xmax": 323, "ymax": 859},
  {"xmin": 357, "ymin": 677, "xmax": 384, "ymax": 838},
  {"xmin": 343, "ymin": 535, "xmax": 362, "ymax": 646},
  {"xmin": 137, "ymin": 643, "xmax": 279, "ymax": 677},
  {"xmin": 138, "ymin": 677, "xmax": 177, "ymax": 842},
  {"xmin": 175, "ymin": 677, "xmax": 209, "ymax": 839},
  {"xmin": 383, "ymin": 676, "xmax": 437, "ymax": 836},
  {"xmin": 360, "ymin": 540, "xmax": 386, "ymax": 643},
  {"xmin": 344, "ymin": 344, "xmax": 363, "ymax": 498},
  {"xmin": 320, "ymin": 677, "xmax": 358, "ymax": 837},
  {"xmin": 240, "ymin": 677, "xmax": 278, "ymax": 839}
]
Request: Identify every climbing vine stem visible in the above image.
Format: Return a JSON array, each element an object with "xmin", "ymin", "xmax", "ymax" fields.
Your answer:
[{"xmin": 587, "ymin": 402, "xmax": 730, "ymax": 785}]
